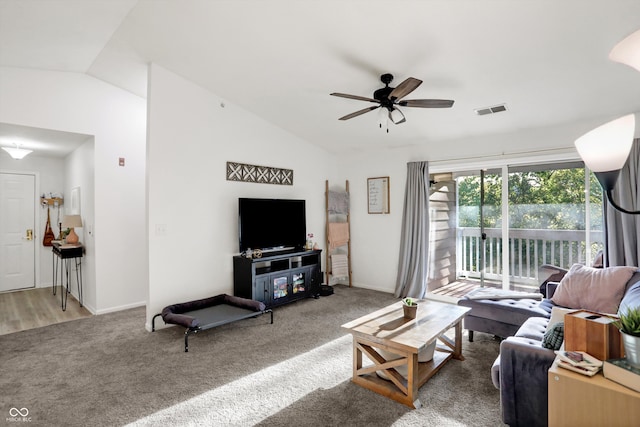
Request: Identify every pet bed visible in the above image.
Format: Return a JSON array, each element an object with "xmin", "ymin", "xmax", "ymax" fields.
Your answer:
[{"xmin": 152, "ymin": 294, "xmax": 273, "ymax": 352}]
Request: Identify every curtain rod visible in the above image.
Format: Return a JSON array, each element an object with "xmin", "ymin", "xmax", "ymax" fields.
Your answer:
[
  {"xmin": 427, "ymin": 147, "xmax": 580, "ymax": 173},
  {"xmin": 428, "ymin": 147, "xmax": 577, "ymax": 165}
]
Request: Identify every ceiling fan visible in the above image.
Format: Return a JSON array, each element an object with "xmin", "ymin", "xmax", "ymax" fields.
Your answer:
[{"xmin": 330, "ymin": 73, "xmax": 454, "ymax": 131}]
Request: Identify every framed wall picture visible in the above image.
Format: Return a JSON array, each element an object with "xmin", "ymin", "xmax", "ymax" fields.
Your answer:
[
  {"xmin": 70, "ymin": 186, "xmax": 81, "ymax": 215},
  {"xmin": 368, "ymin": 177, "xmax": 390, "ymax": 214}
]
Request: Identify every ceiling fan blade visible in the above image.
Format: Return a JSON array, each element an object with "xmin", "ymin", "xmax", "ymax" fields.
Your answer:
[
  {"xmin": 388, "ymin": 77, "xmax": 422, "ymax": 101},
  {"xmin": 388, "ymin": 107, "xmax": 406, "ymax": 125},
  {"xmin": 330, "ymin": 93, "xmax": 378, "ymax": 103},
  {"xmin": 339, "ymin": 105, "xmax": 381, "ymax": 121},
  {"xmin": 399, "ymin": 99, "xmax": 455, "ymax": 108}
]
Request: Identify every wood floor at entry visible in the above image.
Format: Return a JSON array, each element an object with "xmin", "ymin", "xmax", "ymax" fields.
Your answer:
[{"xmin": 0, "ymin": 288, "xmax": 91, "ymax": 336}]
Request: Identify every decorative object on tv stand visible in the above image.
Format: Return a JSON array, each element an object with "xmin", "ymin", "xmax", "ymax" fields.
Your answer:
[
  {"xmin": 1, "ymin": 143, "xmax": 32, "ymax": 160},
  {"xmin": 242, "ymin": 248, "xmax": 263, "ymax": 259},
  {"xmin": 402, "ymin": 297, "xmax": 418, "ymax": 319},
  {"xmin": 615, "ymin": 306, "xmax": 640, "ymax": 368},
  {"xmin": 226, "ymin": 161, "xmax": 293, "ymax": 185},
  {"xmin": 62, "ymin": 214, "xmax": 82, "ymax": 244}
]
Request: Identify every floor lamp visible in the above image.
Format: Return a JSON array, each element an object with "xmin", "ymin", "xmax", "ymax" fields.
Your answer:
[
  {"xmin": 575, "ymin": 26, "xmax": 640, "ymax": 216},
  {"xmin": 575, "ymin": 114, "xmax": 639, "ymax": 267},
  {"xmin": 574, "ymin": 113, "xmax": 640, "ymax": 216}
]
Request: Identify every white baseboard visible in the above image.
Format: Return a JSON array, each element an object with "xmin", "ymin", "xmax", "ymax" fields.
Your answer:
[
  {"xmin": 82, "ymin": 302, "xmax": 97, "ymax": 315},
  {"xmin": 95, "ymin": 301, "xmax": 146, "ymax": 316},
  {"xmin": 348, "ymin": 282, "xmax": 394, "ymax": 294}
]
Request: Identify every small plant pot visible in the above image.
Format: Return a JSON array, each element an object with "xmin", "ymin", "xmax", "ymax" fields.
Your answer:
[
  {"xmin": 403, "ymin": 303, "xmax": 418, "ymax": 319},
  {"xmin": 621, "ymin": 330, "xmax": 640, "ymax": 368}
]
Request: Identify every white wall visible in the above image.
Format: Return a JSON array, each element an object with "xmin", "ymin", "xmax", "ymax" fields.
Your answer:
[
  {"xmin": 3, "ymin": 64, "xmax": 635, "ymax": 323},
  {"xmin": 0, "ymin": 154, "xmax": 65, "ymax": 288},
  {"xmin": 0, "ymin": 66, "xmax": 147, "ymax": 314},
  {"xmin": 64, "ymin": 139, "xmax": 96, "ymax": 310},
  {"xmin": 147, "ymin": 64, "xmax": 338, "ymax": 329},
  {"xmin": 333, "ymin": 116, "xmax": 635, "ymax": 294}
]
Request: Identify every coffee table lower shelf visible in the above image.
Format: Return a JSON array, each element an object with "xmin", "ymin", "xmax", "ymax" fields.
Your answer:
[{"xmin": 351, "ymin": 332, "xmax": 462, "ymax": 409}]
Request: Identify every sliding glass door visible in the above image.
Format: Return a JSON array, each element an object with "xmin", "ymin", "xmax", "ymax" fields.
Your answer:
[
  {"xmin": 428, "ymin": 161, "xmax": 603, "ymax": 296},
  {"xmin": 506, "ymin": 163, "xmax": 603, "ymax": 291},
  {"xmin": 456, "ymin": 169, "xmax": 503, "ymax": 287}
]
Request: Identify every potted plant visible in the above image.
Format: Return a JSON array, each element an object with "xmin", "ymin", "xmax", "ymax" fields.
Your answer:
[
  {"xmin": 402, "ymin": 297, "xmax": 418, "ymax": 319},
  {"xmin": 615, "ymin": 306, "xmax": 640, "ymax": 368}
]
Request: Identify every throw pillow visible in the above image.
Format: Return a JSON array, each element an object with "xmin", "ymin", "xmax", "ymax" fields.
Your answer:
[
  {"xmin": 542, "ymin": 321, "xmax": 564, "ymax": 350},
  {"xmin": 545, "ymin": 306, "xmax": 576, "ymax": 333},
  {"xmin": 551, "ymin": 264, "xmax": 637, "ymax": 314}
]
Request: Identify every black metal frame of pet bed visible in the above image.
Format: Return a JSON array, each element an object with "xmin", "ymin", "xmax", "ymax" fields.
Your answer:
[{"xmin": 152, "ymin": 294, "xmax": 273, "ymax": 352}]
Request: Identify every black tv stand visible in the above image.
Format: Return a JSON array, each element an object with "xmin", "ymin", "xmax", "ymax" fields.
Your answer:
[{"xmin": 233, "ymin": 249, "xmax": 322, "ymax": 308}]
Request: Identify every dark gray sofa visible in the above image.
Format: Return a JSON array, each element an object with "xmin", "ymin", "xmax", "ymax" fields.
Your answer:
[{"xmin": 492, "ymin": 270, "xmax": 640, "ymax": 427}]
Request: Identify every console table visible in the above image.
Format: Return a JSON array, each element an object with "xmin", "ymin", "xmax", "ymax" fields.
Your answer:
[{"xmin": 52, "ymin": 242, "xmax": 84, "ymax": 311}]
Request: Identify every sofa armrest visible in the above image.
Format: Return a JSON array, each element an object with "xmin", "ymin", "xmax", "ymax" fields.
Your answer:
[
  {"xmin": 546, "ymin": 281, "xmax": 560, "ymax": 299},
  {"xmin": 499, "ymin": 337, "xmax": 557, "ymax": 427},
  {"xmin": 538, "ymin": 265, "xmax": 568, "ymax": 297}
]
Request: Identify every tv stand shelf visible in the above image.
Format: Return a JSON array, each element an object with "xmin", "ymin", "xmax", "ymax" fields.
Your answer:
[{"xmin": 233, "ymin": 249, "xmax": 322, "ymax": 308}]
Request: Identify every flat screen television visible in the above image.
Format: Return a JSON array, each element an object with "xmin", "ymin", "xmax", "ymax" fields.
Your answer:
[{"xmin": 238, "ymin": 198, "xmax": 306, "ymax": 253}]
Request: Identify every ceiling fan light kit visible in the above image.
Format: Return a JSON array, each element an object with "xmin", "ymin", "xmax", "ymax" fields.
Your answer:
[
  {"xmin": 389, "ymin": 108, "xmax": 406, "ymax": 125},
  {"xmin": 330, "ymin": 73, "xmax": 454, "ymax": 131}
]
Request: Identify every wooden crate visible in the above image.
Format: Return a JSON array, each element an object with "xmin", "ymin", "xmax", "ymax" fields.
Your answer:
[{"xmin": 564, "ymin": 310, "xmax": 624, "ymax": 361}]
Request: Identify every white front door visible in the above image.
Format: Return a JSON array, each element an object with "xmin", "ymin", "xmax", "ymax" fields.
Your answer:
[{"xmin": 0, "ymin": 173, "xmax": 36, "ymax": 292}]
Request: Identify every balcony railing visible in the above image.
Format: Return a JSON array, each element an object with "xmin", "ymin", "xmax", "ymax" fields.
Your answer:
[{"xmin": 457, "ymin": 227, "xmax": 604, "ymax": 288}]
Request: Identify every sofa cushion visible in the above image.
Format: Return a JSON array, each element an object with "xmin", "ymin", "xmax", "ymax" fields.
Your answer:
[
  {"xmin": 551, "ymin": 264, "xmax": 637, "ymax": 314},
  {"xmin": 514, "ymin": 316, "xmax": 549, "ymax": 341}
]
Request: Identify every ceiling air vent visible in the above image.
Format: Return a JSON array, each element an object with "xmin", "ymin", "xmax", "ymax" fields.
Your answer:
[{"xmin": 474, "ymin": 103, "xmax": 507, "ymax": 116}]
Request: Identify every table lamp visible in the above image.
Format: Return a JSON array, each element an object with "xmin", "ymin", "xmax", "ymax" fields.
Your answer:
[{"xmin": 62, "ymin": 214, "xmax": 82, "ymax": 244}]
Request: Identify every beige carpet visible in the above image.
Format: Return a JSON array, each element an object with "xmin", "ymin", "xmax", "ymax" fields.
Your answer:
[{"xmin": 0, "ymin": 285, "xmax": 502, "ymax": 426}]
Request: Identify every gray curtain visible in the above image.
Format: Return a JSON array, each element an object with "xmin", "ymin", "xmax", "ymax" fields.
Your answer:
[
  {"xmin": 606, "ymin": 138, "xmax": 640, "ymax": 267},
  {"xmin": 394, "ymin": 161, "xmax": 430, "ymax": 298}
]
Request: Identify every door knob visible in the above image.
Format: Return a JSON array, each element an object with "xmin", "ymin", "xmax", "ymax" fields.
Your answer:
[{"xmin": 25, "ymin": 229, "xmax": 33, "ymax": 240}]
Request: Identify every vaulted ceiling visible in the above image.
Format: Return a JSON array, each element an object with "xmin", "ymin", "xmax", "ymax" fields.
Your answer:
[{"xmin": 2, "ymin": 0, "xmax": 640, "ymax": 155}]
